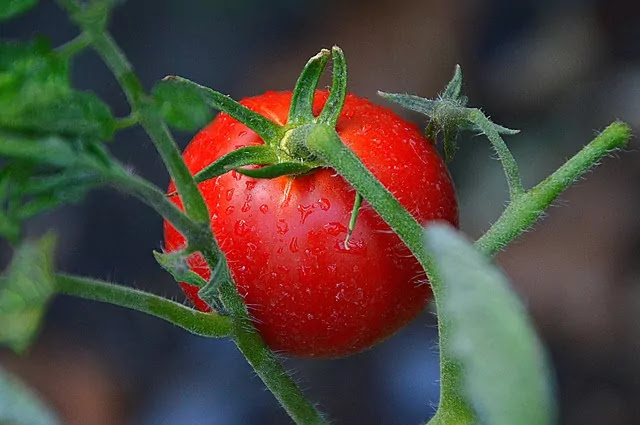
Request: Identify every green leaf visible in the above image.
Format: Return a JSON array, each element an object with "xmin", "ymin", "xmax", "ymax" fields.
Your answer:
[
  {"xmin": 0, "ymin": 0, "xmax": 38, "ymax": 21},
  {"xmin": 0, "ymin": 38, "xmax": 115, "ymax": 141},
  {"xmin": 424, "ymin": 224, "xmax": 556, "ymax": 425},
  {"xmin": 152, "ymin": 79, "xmax": 213, "ymax": 132},
  {"xmin": 0, "ymin": 367, "xmax": 62, "ymax": 425},
  {"xmin": 0, "ymin": 234, "xmax": 57, "ymax": 353},
  {"xmin": 153, "ymin": 250, "xmax": 207, "ymax": 288}
]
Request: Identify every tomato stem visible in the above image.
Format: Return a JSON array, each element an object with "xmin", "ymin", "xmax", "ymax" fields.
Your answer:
[
  {"xmin": 475, "ymin": 121, "xmax": 631, "ymax": 255},
  {"xmin": 304, "ymin": 125, "xmax": 476, "ymax": 423},
  {"xmin": 56, "ymin": 273, "xmax": 233, "ymax": 338}
]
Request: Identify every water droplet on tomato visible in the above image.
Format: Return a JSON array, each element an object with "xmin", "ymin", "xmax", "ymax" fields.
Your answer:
[
  {"xmin": 231, "ymin": 170, "xmax": 242, "ymax": 180},
  {"xmin": 297, "ymin": 204, "xmax": 314, "ymax": 224},
  {"xmin": 225, "ymin": 206, "xmax": 235, "ymax": 215},
  {"xmin": 241, "ymin": 201, "xmax": 251, "ymax": 212},
  {"xmin": 276, "ymin": 219, "xmax": 289, "ymax": 235},
  {"xmin": 225, "ymin": 188, "xmax": 234, "ymax": 201},
  {"xmin": 277, "ymin": 247, "xmax": 284, "ymax": 254},
  {"xmin": 259, "ymin": 204, "xmax": 269, "ymax": 214},
  {"xmin": 235, "ymin": 219, "xmax": 249, "ymax": 235},
  {"xmin": 245, "ymin": 181, "xmax": 256, "ymax": 190},
  {"xmin": 307, "ymin": 313, "xmax": 314, "ymax": 320},
  {"xmin": 316, "ymin": 198, "xmax": 331, "ymax": 211},
  {"xmin": 289, "ymin": 237, "xmax": 299, "ymax": 253},
  {"xmin": 238, "ymin": 130, "xmax": 247, "ymax": 137},
  {"xmin": 323, "ymin": 222, "xmax": 347, "ymax": 236}
]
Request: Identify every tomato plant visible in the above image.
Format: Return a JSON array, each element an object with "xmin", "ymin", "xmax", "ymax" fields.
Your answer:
[
  {"xmin": 165, "ymin": 90, "xmax": 458, "ymax": 357},
  {"xmin": 0, "ymin": 1, "xmax": 633, "ymax": 424}
]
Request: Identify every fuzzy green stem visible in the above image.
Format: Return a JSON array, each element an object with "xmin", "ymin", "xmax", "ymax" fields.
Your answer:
[
  {"xmin": 196, "ymin": 242, "xmax": 329, "ymax": 425},
  {"xmin": 57, "ymin": 2, "xmax": 325, "ymax": 423},
  {"xmin": 56, "ymin": 274, "xmax": 233, "ymax": 338},
  {"xmin": 305, "ymin": 125, "xmax": 476, "ymax": 423},
  {"xmin": 476, "ymin": 121, "xmax": 631, "ymax": 255},
  {"xmin": 57, "ymin": 0, "xmax": 208, "ymax": 223},
  {"xmin": 468, "ymin": 109, "xmax": 524, "ymax": 199}
]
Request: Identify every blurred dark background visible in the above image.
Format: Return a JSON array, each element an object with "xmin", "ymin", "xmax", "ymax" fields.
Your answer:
[{"xmin": 1, "ymin": 0, "xmax": 639, "ymax": 424}]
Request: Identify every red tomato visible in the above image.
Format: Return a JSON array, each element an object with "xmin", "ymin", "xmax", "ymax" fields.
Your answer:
[{"xmin": 164, "ymin": 90, "xmax": 458, "ymax": 358}]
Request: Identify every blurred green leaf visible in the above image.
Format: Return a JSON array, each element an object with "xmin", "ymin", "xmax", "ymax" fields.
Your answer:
[
  {"xmin": 0, "ymin": 367, "xmax": 62, "ymax": 425},
  {"xmin": 152, "ymin": 79, "xmax": 213, "ymax": 131},
  {"xmin": 0, "ymin": 156, "xmax": 99, "ymax": 242},
  {"xmin": 0, "ymin": 38, "xmax": 115, "ymax": 140},
  {"xmin": 424, "ymin": 224, "xmax": 556, "ymax": 425},
  {"xmin": 0, "ymin": 234, "xmax": 56, "ymax": 353},
  {"xmin": 0, "ymin": 0, "xmax": 38, "ymax": 21}
]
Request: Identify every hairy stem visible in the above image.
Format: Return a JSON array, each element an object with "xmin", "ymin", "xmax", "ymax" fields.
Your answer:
[
  {"xmin": 57, "ymin": 2, "xmax": 328, "ymax": 423},
  {"xmin": 56, "ymin": 274, "xmax": 233, "ymax": 338},
  {"xmin": 305, "ymin": 125, "xmax": 476, "ymax": 423},
  {"xmin": 57, "ymin": 0, "xmax": 208, "ymax": 223},
  {"xmin": 468, "ymin": 109, "xmax": 525, "ymax": 199},
  {"xmin": 475, "ymin": 121, "xmax": 631, "ymax": 255}
]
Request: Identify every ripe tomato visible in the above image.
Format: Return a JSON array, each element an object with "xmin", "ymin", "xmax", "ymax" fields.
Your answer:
[{"xmin": 164, "ymin": 90, "xmax": 458, "ymax": 357}]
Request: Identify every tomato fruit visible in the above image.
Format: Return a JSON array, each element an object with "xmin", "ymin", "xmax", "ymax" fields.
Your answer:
[{"xmin": 164, "ymin": 90, "xmax": 458, "ymax": 357}]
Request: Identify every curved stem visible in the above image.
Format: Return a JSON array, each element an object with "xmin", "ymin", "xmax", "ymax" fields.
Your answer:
[
  {"xmin": 102, "ymin": 167, "xmax": 200, "ymax": 239},
  {"xmin": 56, "ymin": 274, "xmax": 233, "ymax": 338},
  {"xmin": 57, "ymin": 0, "xmax": 209, "ymax": 224},
  {"xmin": 305, "ymin": 125, "xmax": 476, "ymax": 423},
  {"xmin": 468, "ymin": 109, "xmax": 524, "ymax": 199},
  {"xmin": 115, "ymin": 113, "xmax": 138, "ymax": 130},
  {"xmin": 475, "ymin": 121, "xmax": 631, "ymax": 255},
  {"xmin": 55, "ymin": 32, "xmax": 91, "ymax": 59}
]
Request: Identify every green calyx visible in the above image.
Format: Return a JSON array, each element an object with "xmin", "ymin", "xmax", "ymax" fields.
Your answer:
[
  {"xmin": 379, "ymin": 65, "xmax": 519, "ymax": 163},
  {"xmin": 163, "ymin": 46, "xmax": 348, "ymax": 186}
]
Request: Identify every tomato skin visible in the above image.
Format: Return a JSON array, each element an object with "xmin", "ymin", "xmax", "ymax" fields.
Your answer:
[{"xmin": 165, "ymin": 91, "xmax": 458, "ymax": 358}]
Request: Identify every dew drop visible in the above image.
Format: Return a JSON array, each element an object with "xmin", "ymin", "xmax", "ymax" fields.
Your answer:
[
  {"xmin": 276, "ymin": 219, "xmax": 289, "ymax": 235},
  {"xmin": 259, "ymin": 204, "xmax": 269, "ymax": 214},
  {"xmin": 234, "ymin": 219, "xmax": 250, "ymax": 236},
  {"xmin": 245, "ymin": 181, "xmax": 256, "ymax": 190},
  {"xmin": 316, "ymin": 198, "xmax": 331, "ymax": 211},
  {"xmin": 297, "ymin": 204, "xmax": 314, "ymax": 224},
  {"xmin": 225, "ymin": 206, "xmax": 235, "ymax": 215},
  {"xmin": 323, "ymin": 222, "xmax": 348, "ymax": 236},
  {"xmin": 289, "ymin": 237, "xmax": 299, "ymax": 253},
  {"xmin": 231, "ymin": 170, "xmax": 242, "ymax": 180},
  {"xmin": 225, "ymin": 188, "xmax": 234, "ymax": 201},
  {"xmin": 241, "ymin": 201, "xmax": 251, "ymax": 212}
]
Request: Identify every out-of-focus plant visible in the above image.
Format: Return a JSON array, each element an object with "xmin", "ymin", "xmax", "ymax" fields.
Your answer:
[{"xmin": 0, "ymin": 1, "xmax": 631, "ymax": 424}]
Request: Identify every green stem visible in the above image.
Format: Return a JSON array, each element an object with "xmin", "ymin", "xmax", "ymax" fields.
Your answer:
[
  {"xmin": 468, "ymin": 109, "xmax": 524, "ymax": 199},
  {"xmin": 102, "ymin": 167, "xmax": 201, "ymax": 239},
  {"xmin": 57, "ymin": 0, "xmax": 209, "ymax": 224},
  {"xmin": 55, "ymin": 32, "xmax": 91, "ymax": 59},
  {"xmin": 305, "ymin": 125, "xmax": 475, "ymax": 423},
  {"xmin": 56, "ymin": 274, "xmax": 233, "ymax": 338},
  {"xmin": 197, "ymin": 240, "xmax": 329, "ymax": 425},
  {"xmin": 57, "ymin": 3, "xmax": 327, "ymax": 422},
  {"xmin": 475, "ymin": 121, "xmax": 631, "ymax": 255},
  {"xmin": 115, "ymin": 113, "xmax": 138, "ymax": 130}
]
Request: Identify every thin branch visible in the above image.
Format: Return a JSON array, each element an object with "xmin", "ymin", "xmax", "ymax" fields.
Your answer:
[{"xmin": 56, "ymin": 274, "xmax": 233, "ymax": 338}]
